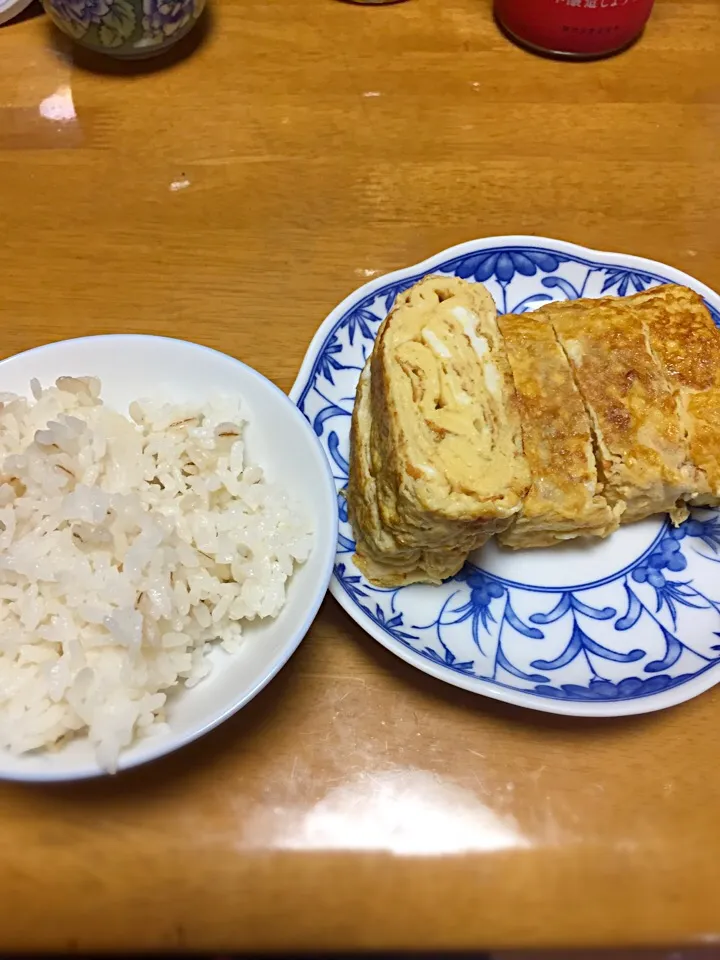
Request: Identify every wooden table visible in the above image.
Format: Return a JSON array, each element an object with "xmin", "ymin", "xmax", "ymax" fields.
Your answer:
[{"xmin": 1, "ymin": 0, "xmax": 720, "ymax": 951}]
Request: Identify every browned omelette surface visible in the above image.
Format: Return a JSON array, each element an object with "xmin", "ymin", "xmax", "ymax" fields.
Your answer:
[
  {"xmin": 497, "ymin": 314, "xmax": 621, "ymax": 548},
  {"xmin": 531, "ymin": 295, "xmax": 696, "ymax": 524},
  {"xmin": 627, "ymin": 284, "xmax": 720, "ymax": 505}
]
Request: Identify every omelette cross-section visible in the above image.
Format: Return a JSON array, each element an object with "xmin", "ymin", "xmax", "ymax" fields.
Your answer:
[
  {"xmin": 347, "ymin": 360, "xmax": 469, "ymax": 587},
  {"xmin": 347, "ymin": 276, "xmax": 529, "ymax": 587}
]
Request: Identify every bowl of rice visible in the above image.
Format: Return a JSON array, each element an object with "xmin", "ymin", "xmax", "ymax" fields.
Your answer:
[{"xmin": 0, "ymin": 335, "xmax": 337, "ymax": 781}]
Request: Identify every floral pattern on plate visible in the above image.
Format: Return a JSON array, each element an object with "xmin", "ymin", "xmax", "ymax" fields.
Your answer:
[{"xmin": 290, "ymin": 236, "xmax": 720, "ymax": 716}]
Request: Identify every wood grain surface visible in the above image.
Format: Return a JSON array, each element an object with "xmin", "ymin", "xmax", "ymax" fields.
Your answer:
[{"xmin": 1, "ymin": 0, "xmax": 720, "ymax": 951}]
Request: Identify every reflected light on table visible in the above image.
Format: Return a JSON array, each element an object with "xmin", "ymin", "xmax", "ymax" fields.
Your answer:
[
  {"xmin": 248, "ymin": 768, "xmax": 529, "ymax": 856},
  {"xmin": 38, "ymin": 84, "xmax": 76, "ymax": 124}
]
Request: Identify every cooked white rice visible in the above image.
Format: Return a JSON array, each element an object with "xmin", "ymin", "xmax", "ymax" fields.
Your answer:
[{"xmin": 0, "ymin": 377, "xmax": 312, "ymax": 770}]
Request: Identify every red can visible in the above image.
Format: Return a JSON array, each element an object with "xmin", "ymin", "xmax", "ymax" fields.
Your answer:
[{"xmin": 495, "ymin": 0, "xmax": 656, "ymax": 59}]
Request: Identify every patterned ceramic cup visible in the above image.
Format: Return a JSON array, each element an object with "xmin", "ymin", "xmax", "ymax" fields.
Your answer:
[{"xmin": 42, "ymin": 0, "xmax": 206, "ymax": 59}]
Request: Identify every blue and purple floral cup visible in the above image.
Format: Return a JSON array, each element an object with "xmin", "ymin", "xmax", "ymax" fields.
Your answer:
[{"xmin": 42, "ymin": 0, "xmax": 206, "ymax": 59}]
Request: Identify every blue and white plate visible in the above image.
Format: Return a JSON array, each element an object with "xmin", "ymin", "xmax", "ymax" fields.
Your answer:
[{"xmin": 291, "ymin": 237, "xmax": 720, "ymax": 717}]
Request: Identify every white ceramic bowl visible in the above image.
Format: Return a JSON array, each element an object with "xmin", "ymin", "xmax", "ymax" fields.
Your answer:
[
  {"xmin": 0, "ymin": 335, "xmax": 338, "ymax": 781},
  {"xmin": 0, "ymin": 0, "xmax": 35, "ymax": 26}
]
